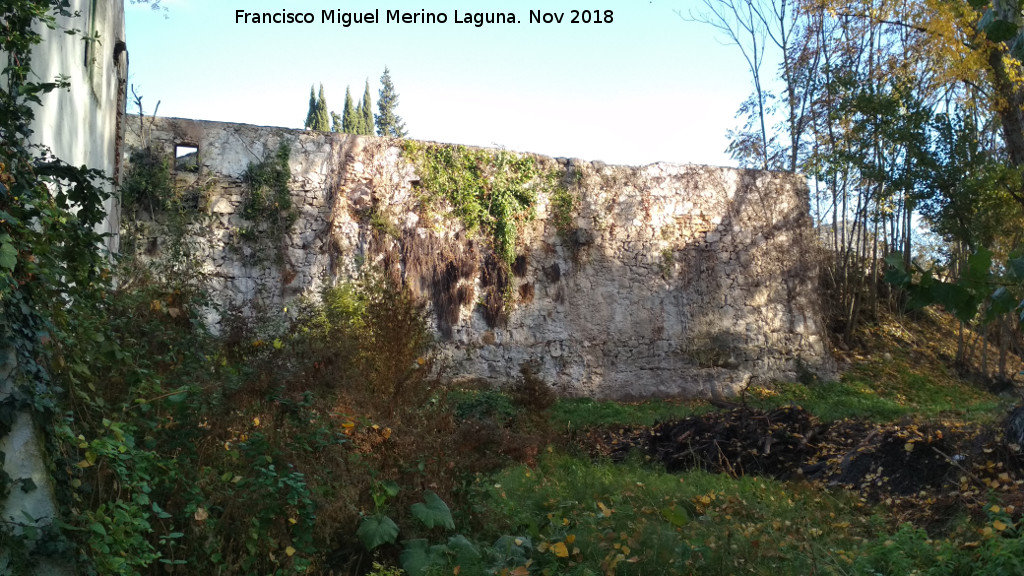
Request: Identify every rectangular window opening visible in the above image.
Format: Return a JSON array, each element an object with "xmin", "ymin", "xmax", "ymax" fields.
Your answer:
[{"xmin": 175, "ymin": 145, "xmax": 199, "ymax": 172}]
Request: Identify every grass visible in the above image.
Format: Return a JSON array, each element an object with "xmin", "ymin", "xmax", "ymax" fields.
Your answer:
[
  {"xmin": 746, "ymin": 374, "xmax": 1005, "ymax": 423},
  {"xmin": 466, "ymin": 452, "xmax": 880, "ymax": 576},
  {"xmin": 550, "ymin": 397, "xmax": 709, "ymax": 429},
  {"xmin": 743, "ymin": 313, "xmax": 1012, "ymax": 425},
  {"xmin": 430, "ymin": 309, "xmax": 1024, "ymax": 576}
]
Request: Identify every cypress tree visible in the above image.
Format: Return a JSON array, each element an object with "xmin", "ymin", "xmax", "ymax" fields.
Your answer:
[
  {"xmin": 375, "ymin": 67, "xmax": 407, "ymax": 138},
  {"xmin": 361, "ymin": 80, "xmax": 374, "ymax": 135},
  {"xmin": 311, "ymin": 84, "xmax": 330, "ymax": 132},
  {"xmin": 331, "ymin": 112, "xmax": 342, "ymax": 133},
  {"xmin": 354, "ymin": 100, "xmax": 366, "ymax": 134},
  {"xmin": 304, "ymin": 85, "xmax": 317, "ymax": 130},
  {"xmin": 342, "ymin": 86, "xmax": 359, "ymax": 133}
]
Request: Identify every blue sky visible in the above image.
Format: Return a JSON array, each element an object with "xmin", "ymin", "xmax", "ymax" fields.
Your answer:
[{"xmin": 125, "ymin": 0, "xmax": 754, "ymax": 166}]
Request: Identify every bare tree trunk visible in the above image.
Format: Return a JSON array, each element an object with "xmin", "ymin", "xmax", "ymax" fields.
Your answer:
[
  {"xmin": 957, "ymin": 321, "xmax": 965, "ymax": 367},
  {"xmin": 998, "ymin": 314, "xmax": 1009, "ymax": 382},
  {"xmin": 981, "ymin": 322, "xmax": 989, "ymax": 379}
]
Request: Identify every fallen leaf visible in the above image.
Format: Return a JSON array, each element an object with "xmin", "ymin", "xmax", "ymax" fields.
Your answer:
[{"xmin": 550, "ymin": 541, "xmax": 569, "ymax": 558}]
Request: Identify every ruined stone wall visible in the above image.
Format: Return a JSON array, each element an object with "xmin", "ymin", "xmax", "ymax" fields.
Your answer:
[{"xmin": 124, "ymin": 116, "xmax": 833, "ymax": 399}]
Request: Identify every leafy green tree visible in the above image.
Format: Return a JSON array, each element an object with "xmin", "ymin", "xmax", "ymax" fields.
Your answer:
[
  {"xmin": 375, "ymin": 67, "xmax": 407, "ymax": 138},
  {"xmin": 331, "ymin": 111, "xmax": 342, "ymax": 133}
]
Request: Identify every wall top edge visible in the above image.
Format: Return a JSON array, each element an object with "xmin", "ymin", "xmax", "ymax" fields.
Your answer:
[{"xmin": 131, "ymin": 115, "xmax": 807, "ymax": 182}]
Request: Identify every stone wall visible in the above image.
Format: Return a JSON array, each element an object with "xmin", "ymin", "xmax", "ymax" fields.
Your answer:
[{"xmin": 124, "ymin": 116, "xmax": 834, "ymax": 399}]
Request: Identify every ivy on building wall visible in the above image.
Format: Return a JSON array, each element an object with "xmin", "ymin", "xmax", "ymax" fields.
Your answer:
[
  {"xmin": 401, "ymin": 142, "xmax": 538, "ymax": 267},
  {"xmin": 0, "ymin": 1, "xmax": 112, "ymax": 410},
  {"xmin": 239, "ymin": 142, "xmax": 297, "ymax": 263},
  {"xmin": 549, "ymin": 165, "xmax": 582, "ymax": 242},
  {"xmin": 1, "ymin": 0, "xmax": 120, "ymax": 569},
  {"xmin": 400, "ymin": 142, "xmax": 544, "ymax": 326}
]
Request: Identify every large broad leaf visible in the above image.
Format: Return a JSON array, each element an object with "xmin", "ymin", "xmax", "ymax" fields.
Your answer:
[
  {"xmin": 1008, "ymin": 256, "xmax": 1024, "ymax": 281},
  {"xmin": 883, "ymin": 252, "xmax": 911, "ymax": 286},
  {"xmin": 661, "ymin": 505, "xmax": 690, "ymax": 527},
  {"xmin": 400, "ymin": 539, "xmax": 432, "ymax": 576},
  {"xmin": 381, "ymin": 480, "xmax": 400, "ymax": 498},
  {"xmin": 400, "ymin": 538, "xmax": 448, "ymax": 576},
  {"xmin": 986, "ymin": 18, "xmax": 1020, "ymax": 43},
  {"xmin": 491, "ymin": 535, "xmax": 532, "ymax": 566},
  {"xmin": 446, "ymin": 534, "xmax": 481, "ymax": 567},
  {"xmin": 931, "ymin": 282, "xmax": 981, "ymax": 324},
  {"xmin": 986, "ymin": 287, "xmax": 1020, "ymax": 323},
  {"xmin": 357, "ymin": 514, "xmax": 399, "ymax": 550},
  {"xmin": 961, "ymin": 247, "xmax": 993, "ymax": 291},
  {"xmin": 1011, "ymin": 33, "xmax": 1024, "ymax": 61},
  {"xmin": 410, "ymin": 491, "xmax": 455, "ymax": 530},
  {"xmin": 0, "ymin": 241, "xmax": 17, "ymax": 272}
]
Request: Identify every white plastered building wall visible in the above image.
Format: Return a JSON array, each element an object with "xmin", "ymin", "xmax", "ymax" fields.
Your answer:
[{"xmin": 28, "ymin": 0, "xmax": 127, "ymax": 252}]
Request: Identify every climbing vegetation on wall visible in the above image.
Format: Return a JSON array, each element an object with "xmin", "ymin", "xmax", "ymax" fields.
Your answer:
[
  {"xmin": 401, "ymin": 141, "xmax": 538, "ymax": 267},
  {"xmin": 120, "ymin": 147, "xmax": 215, "ymax": 277},
  {"xmin": 239, "ymin": 142, "xmax": 298, "ymax": 262},
  {"xmin": 121, "ymin": 148, "xmax": 174, "ymax": 216},
  {"xmin": 548, "ymin": 165, "xmax": 584, "ymax": 259}
]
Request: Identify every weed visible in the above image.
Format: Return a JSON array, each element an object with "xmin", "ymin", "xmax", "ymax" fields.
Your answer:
[
  {"xmin": 549, "ymin": 168, "xmax": 580, "ymax": 241},
  {"xmin": 510, "ymin": 362, "xmax": 556, "ymax": 417},
  {"xmin": 660, "ymin": 246, "xmax": 675, "ymax": 277}
]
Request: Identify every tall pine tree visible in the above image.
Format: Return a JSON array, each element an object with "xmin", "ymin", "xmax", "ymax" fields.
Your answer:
[
  {"xmin": 361, "ymin": 80, "xmax": 375, "ymax": 135},
  {"xmin": 375, "ymin": 67, "xmax": 407, "ymax": 138}
]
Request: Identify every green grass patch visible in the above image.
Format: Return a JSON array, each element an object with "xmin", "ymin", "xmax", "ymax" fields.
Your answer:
[
  {"xmin": 466, "ymin": 453, "xmax": 880, "ymax": 575},
  {"xmin": 550, "ymin": 398, "xmax": 708, "ymax": 429},
  {"xmin": 461, "ymin": 452, "xmax": 1024, "ymax": 576},
  {"xmin": 749, "ymin": 363, "xmax": 1005, "ymax": 424},
  {"xmin": 749, "ymin": 380, "xmax": 910, "ymax": 422}
]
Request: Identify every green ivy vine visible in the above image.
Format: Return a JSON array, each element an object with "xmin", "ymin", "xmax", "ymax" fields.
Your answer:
[
  {"xmin": 1, "ymin": 1, "xmax": 122, "ymax": 571},
  {"xmin": 1, "ymin": 0, "xmax": 113, "ymax": 412},
  {"xmin": 401, "ymin": 141, "xmax": 538, "ymax": 267},
  {"xmin": 238, "ymin": 142, "xmax": 297, "ymax": 263},
  {"xmin": 549, "ymin": 166, "xmax": 582, "ymax": 241}
]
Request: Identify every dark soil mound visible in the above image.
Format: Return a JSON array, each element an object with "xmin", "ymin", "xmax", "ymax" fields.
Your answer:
[
  {"xmin": 593, "ymin": 405, "xmax": 1024, "ymax": 506},
  {"xmin": 830, "ymin": 425, "xmax": 959, "ymax": 496},
  {"xmin": 637, "ymin": 406, "xmax": 822, "ymax": 479}
]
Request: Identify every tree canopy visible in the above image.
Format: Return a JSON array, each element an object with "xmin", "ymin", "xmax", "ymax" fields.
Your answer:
[
  {"xmin": 375, "ymin": 67, "xmax": 407, "ymax": 138},
  {"xmin": 696, "ymin": 0, "xmax": 1024, "ymax": 369}
]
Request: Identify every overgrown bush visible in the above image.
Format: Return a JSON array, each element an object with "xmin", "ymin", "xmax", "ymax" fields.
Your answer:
[{"xmin": 43, "ymin": 250, "xmax": 457, "ymax": 574}]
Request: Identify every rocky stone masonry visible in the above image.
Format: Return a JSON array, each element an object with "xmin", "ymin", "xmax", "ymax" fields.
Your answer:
[{"xmin": 124, "ymin": 116, "xmax": 834, "ymax": 399}]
